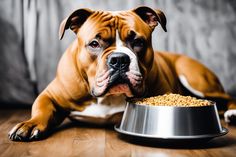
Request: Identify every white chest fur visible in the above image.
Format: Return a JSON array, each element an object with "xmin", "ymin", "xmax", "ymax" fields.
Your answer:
[{"xmin": 69, "ymin": 94, "xmax": 126, "ymax": 124}]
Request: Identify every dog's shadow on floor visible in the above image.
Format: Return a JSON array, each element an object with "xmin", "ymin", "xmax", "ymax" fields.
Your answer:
[
  {"xmin": 56, "ymin": 119, "xmax": 115, "ymax": 130},
  {"xmin": 42, "ymin": 119, "xmax": 114, "ymax": 139},
  {"xmin": 46, "ymin": 120, "xmax": 236, "ymax": 149}
]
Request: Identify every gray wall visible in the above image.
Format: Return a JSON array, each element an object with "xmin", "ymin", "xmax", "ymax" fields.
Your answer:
[{"xmin": 0, "ymin": 0, "xmax": 236, "ymax": 105}]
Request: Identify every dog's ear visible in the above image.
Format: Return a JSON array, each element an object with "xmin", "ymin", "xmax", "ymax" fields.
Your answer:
[
  {"xmin": 59, "ymin": 8, "xmax": 93, "ymax": 40},
  {"xmin": 133, "ymin": 6, "xmax": 167, "ymax": 32}
]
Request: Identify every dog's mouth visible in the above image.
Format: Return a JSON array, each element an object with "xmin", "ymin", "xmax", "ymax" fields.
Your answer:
[{"xmin": 91, "ymin": 69, "xmax": 144, "ymax": 97}]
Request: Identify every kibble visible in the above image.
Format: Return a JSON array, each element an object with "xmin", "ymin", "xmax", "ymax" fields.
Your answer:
[{"xmin": 132, "ymin": 93, "xmax": 211, "ymax": 107}]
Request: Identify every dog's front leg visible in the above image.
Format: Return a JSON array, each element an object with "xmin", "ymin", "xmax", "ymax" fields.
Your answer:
[{"xmin": 8, "ymin": 91, "xmax": 68, "ymax": 141}]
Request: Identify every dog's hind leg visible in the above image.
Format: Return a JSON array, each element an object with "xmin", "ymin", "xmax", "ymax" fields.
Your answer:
[{"xmin": 175, "ymin": 55, "xmax": 236, "ymax": 123}]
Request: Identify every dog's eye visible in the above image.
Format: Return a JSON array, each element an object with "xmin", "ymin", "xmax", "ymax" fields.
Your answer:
[
  {"xmin": 133, "ymin": 38, "xmax": 144, "ymax": 48},
  {"xmin": 89, "ymin": 40, "xmax": 101, "ymax": 49}
]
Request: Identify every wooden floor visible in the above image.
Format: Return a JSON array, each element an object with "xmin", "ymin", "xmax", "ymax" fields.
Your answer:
[{"xmin": 1, "ymin": 108, "xmax": 236, "ymax": 157}]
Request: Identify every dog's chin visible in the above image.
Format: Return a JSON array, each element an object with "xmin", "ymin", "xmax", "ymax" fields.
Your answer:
[{"xmin": 105, "ymin": 84, "xmax": 134, "ymax": 97}]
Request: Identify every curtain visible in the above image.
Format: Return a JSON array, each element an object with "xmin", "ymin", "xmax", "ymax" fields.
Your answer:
[
  {"xmin": 0, "ymin": 0, "xmax": 36, "ymax": 105},
  {"xmin": 0, "ymin": 0, "xmax": 236, "ymax": 105}
]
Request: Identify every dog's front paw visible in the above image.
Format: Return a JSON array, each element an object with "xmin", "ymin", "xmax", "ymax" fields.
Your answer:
[
  {"xmin": 8, "ymin": 120, "xmax": 47, "ymax": 141},
  {"xmin": 224, "ymin": 109, "xmax": 236, "ymax": 124}
]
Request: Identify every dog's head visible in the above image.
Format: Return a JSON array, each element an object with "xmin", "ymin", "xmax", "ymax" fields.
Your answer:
[{"xmin": 59, "ymin": 6, "xmax": 167, "ymax": 98}]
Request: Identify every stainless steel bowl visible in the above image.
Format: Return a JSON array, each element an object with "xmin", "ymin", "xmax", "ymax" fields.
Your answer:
[{"xmin": 115, "ymin": 102, "xmax": 228, "ymax": 140}]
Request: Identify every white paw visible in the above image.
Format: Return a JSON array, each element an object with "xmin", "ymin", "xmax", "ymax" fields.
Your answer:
[{"xmin": 224, "ymin": 109, "xmax": 236, "ymax": 123}]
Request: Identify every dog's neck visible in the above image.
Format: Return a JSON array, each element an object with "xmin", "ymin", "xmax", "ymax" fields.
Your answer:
[
  {"xmin": 145, "ymin": 57, "xmax": 172, "ymax": 96},
  {"xmin": 69, "ymin": 94, "xmax": 126, "ymax": 124}
]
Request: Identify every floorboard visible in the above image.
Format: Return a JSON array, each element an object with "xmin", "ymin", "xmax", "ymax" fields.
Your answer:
[{"xmin": 0, "ymin": 108, "xmax": 236, "ymax": 157}]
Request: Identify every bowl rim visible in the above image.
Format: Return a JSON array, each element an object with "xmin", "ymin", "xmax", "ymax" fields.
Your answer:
[{"xmin": 127, "ymin": 100, "xmax": 216, "ymax": 108}]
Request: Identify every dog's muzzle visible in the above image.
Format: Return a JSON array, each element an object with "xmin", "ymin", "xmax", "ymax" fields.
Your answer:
[{"xmin": 92, "ymin": 52, "xmax": 144, "ymax": 97}]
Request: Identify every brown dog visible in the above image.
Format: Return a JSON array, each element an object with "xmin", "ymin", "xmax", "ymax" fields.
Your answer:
[{"xmin": 9, "ymin": 6, "xmax": 236, "ymax": 141}]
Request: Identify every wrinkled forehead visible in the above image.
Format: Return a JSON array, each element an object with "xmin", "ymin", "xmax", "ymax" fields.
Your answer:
[{"xmin": 78, "ymin": 10, "xmax": 152, "ymax": 42}]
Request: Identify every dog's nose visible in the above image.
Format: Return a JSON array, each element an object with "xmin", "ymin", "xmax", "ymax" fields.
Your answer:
[{"xmin": 107, "ymin": 52, "xmax": 130, "ymax": 70}]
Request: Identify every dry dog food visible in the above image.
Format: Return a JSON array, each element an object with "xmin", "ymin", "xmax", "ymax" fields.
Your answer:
[{"xmin": 132, "ymin": 93, "xmax": 211, "ymax": 107}]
